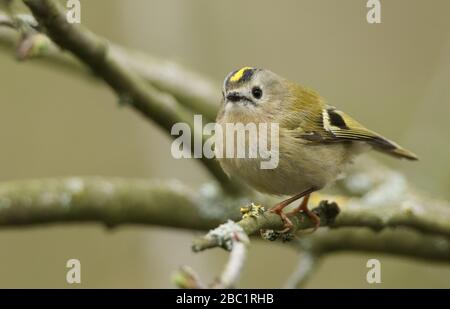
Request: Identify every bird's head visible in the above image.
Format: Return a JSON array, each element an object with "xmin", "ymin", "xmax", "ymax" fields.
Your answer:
[{"xmin": 221, "ymin": 67, "xmax": 288, "ymax": 119}]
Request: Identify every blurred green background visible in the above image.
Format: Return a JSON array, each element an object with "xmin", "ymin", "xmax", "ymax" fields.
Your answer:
[{"xmin": 0, "ymin": 0, "xmax": 449, "ymax": 288}]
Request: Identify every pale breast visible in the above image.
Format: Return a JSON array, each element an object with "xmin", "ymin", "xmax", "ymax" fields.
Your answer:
[{"xmin": 215, "ymin": 122, "xmax": 354, "ymax": 196}]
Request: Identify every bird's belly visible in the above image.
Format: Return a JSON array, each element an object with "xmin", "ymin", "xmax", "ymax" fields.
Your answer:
[
  {"xmin": 218, "ymin": 140, "xmax": 351, "ymax": 196},
  {"xmin": 219, "ymin": 157, "xmax": 311, "ymax": 195}
]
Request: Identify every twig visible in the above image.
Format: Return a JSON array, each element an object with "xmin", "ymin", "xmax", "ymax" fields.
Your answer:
[
  {"xmin": 0, "ymin": 10, "xmax": 219, "ymax": 121},
  {"xmin": 283, "ymin": 252, "xmax": 318, "ymax": 289},
  {"xmin": 174, "ymin": 221, "xmax": 249, "ymax": 289},
  {"xmin": 210, "ymin": 221, "xmax": 249, "ymax": 288},
  {"xmin": 0, "ymin": 11, "xmax": 13, "ymax": 28},
  {"xmin": 295, "ymin": 227, "xmax": 450, "ymax": 263},
  {"xmin": 172, "ymin": 266, "xmax": 206, "ymax": 289},
  {"xmin": 216, "ymin": 241, "xmax": 247, "ymax": 288},
  {"xmin": 192, "ymin": 201, "xmax": 341, "ymax": 252},
  {"xmin": 112, "ymin": 46, "xmax": 219, "ymax": 121}
]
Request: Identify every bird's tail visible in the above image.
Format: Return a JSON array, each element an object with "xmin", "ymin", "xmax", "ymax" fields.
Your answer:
[{"xmin": 372, "ymin": 137, "xmax": 418, "ymax": 161}]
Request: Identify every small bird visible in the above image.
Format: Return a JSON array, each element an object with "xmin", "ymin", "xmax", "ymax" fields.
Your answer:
[{"xmin": 216, "ymin": 67, "xmax": 418, "ymax": 231}]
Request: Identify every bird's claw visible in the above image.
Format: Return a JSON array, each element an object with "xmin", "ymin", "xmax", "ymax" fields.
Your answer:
[
  {"xmin": 286, "ymin": 209, "xmax": 321, "ymax": 234},
  {"xmin": 269, "ymin": 208, "xmax": 294, "ymax": 234}
]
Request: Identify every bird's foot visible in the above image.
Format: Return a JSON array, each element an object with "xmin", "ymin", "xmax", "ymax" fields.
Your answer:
[
  {"xmin": 269, "ymin": 207, "xmax": 294, "ymax": 233},
  {"xmin": 286, "ymin": 207, "xmax": 320, "ymax": 233}
]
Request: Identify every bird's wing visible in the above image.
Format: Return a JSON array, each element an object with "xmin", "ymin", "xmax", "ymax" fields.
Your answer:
[{"xmin": 297, "ymin": 106, "xmax": 418, "ymax": 161}]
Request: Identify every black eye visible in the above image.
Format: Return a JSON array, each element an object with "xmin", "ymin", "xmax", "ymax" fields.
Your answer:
[{"xmin": 251, "ymin": 86, "xmax": 263, "ymax": 99}]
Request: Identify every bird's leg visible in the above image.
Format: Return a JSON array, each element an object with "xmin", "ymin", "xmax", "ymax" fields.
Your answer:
[
  {"xmin": 269, "ymin": 188, "xmax": 315, "ymax": 233},
  {"xmin": 287, "ymin": 193, "xmax": 320, "ymax": 231}
]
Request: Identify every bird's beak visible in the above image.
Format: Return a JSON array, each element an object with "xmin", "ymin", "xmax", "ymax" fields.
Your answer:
[
  {"xmin": 225, "ymin": 92, "xmax": 255, "ymax": 106},
  {"xmin": 226, "ymin": 92, "xmax": 243, "ymax": 103}
]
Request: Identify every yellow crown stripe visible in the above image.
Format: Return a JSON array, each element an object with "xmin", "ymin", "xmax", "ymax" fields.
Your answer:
[{"xmin": 230, "ymin": 66, "xmax": 254, "ymax": 82}]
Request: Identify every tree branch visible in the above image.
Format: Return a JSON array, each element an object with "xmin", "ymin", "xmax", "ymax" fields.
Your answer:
[
  {"xmin": 191, "ymin": 200, "xmax": 340, "ymax": 252},
  {"xmin": 296, "ymin": 228, "xmax": 450, "ymax": 263},
  {"xmin": 174, "ymin": 222, "xmax": 249, "ymax": 289},
  {"xmin": 0, "ymin": 11, "xmax": 219, "ymax": 121},
  {"xmin": 0, "ymin": 177, "xmax": 230, "ymax": 230},
  {"xmin": 0, "ymin": 175, "xmax": 449, "ymax": 263},
  {"xmin": 0, "ymin": 11, "xmax": 14, "ymax": 28},
  {"xmin": 15, "ymin": 0, "xmax": 241, "ymax": 193},
  {"xmin": 334, "ymin": 158, "xmax": 450, "ymax": 238}
]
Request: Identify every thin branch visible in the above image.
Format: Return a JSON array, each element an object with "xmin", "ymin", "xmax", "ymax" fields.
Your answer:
[
  {"xmin": 0, "ymin": 27, "xmax": 90, "ymax": 72},
  {"xmin": 296, "ymin": 228, "xmax": 450, "ymax": 263},
  {"xmin": 283, "ymin": 252, "xmax": 318, "ymax": 289},
  {"xmin": 174, "ymin": 221, "xmax": 249, "ymax": 289},
  {"xmin": 191, "ymin": 200, "xmax": 341, "ymax": 252},
  {"xmin": 0, "ymin": 11, "xmax": 219, "ymax": 121},
  {"xmin": 216, "ymin": 240, "xmax": 248, "ymax": 288},
  {"xmin": 172, "ymin": 266, "xmax": 206, "ymax": 289},
  {"xmin": 283, "ymin": 226, "xmax": 450, "ymax": 289},
  {"xmin": 113, "ymin": 46, "xmax": 219, "ymax": 121},
  {"xmin": 333, "ymin": 158, "xmax": 450, "ymax": 238},
  {"xmin": 0, "ymin": 11, "xmax": 13, "ymax": 28}
]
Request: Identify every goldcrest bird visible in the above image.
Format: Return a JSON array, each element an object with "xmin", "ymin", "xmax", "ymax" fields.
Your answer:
[{"xmin": 215, "ymin": 67, "xmax": 418, "ymax": 231}]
